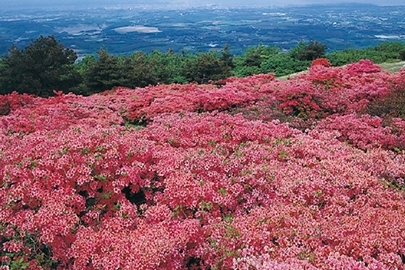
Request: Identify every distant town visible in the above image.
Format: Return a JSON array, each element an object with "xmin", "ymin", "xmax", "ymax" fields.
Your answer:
[{"xmin": 1, "ymin": 3, "xmax": 404, "ymax": 57}]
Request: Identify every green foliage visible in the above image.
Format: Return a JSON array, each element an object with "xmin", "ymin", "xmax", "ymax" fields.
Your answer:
[
  {"xmin": 290, "ymin": 40, "xmax": 327, "ymax": 61},
  {"xmin": 1, "ymin": 36, "xmax": 404, "ymax": 96},
  {"xmin": 327, "ymin": 49, "xmax": 366, "ymax": 66},
  {"xmin": 9, "ymin": 258, "xmax": 30, "ymax": 270},
  {"xmin": 220, "ymin": 44, "xmax": 234, "ymax": 69},
  {"xmin": 133, "ymin": 50, "xmax": 187, "ymax": 86},
  {"xmin": 243, "ymin": 47, "xmax": 263, "ymax": 67},
  {"xmin": 126, "ymin": 51, "xmax": 155, "ymax": 87},
  {"xmin": 75, "ymin": 55, "xmax": 96, "ymax": 77},
  {"xmin": 328, "ymin": 41, "xmax": 405, "ymax": 66},
  {"xmin": 374, "ymin": 41, "xmax": 405, "ymax": 60},
  {"xmin": 80, "ymin": 49, "xmax": 189, "ymax": 94},
  {"xmin": 400, "ymin": 50, "xmax": 405, "ymax": 61},
  {"xmin": 149, "ymin": 50, "xmax": 187, "ymax": 84},
  {"xmin": 0, "ymin": 35, "xmax": 81, "ymax": 96},
  {"xmin": 235, "ymin": 45, "xmax": 279, "ymax": 67},
  {"xmin": 146, "ymin": 50, "xmax": 172, "ymax": 84},
  {"xmin": 232, "ymin": 65, "xmax": 261, "ymax": 77},
  {"xmin": 260, "ymin": 53, "xmax": 309, "ymax": 77},
  {"xmin": 233, "ymin": 44, "xmax": 282, "ymax": 77},
  {"xmin": 181, "ymin": 47, "xmax": 233, "ymax": 83},
  {"xmin": 84, "ymin": 48, "xmax": 127, "ymax": 92}
]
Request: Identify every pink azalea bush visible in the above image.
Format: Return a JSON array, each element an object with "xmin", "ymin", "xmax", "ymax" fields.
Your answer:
[
  {"xmin": 275, "ymin": 59, "xmax": 391, "ymax": 118},
  {"xmin": 1, "ymin": 60, "xmax": 405, "ymax": 269},
  {"xmin": 311, "ymin": 58, "xmax": 332, "ymax": 68},
  {"xmin": 313, "ymin": 114, "xmax": 405, "ymax": 150}
]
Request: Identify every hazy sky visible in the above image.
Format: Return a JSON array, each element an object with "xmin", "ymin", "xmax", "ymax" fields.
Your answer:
[{"xmin": 2, "ymin": 0, "xmax": 405, "ymax": 8}]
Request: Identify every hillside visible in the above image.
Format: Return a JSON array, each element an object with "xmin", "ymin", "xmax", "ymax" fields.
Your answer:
[
  {"xmin": 1, "ymin": 60, "xmax": 405, "ymax": 269},
  {"xmin": 278, "ymin": 60, "xmax": 405, "ymax": 80}
]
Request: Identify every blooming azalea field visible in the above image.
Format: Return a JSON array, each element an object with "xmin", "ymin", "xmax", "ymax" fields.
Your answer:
[{"xmin": 2, "ymin": 59, "xmax": 405, "ymax": 269}]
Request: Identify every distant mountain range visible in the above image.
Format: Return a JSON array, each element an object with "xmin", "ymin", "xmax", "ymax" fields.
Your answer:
[{"xmin": 1, "ymin": 3, "xmax": 404, "ymax": 57}]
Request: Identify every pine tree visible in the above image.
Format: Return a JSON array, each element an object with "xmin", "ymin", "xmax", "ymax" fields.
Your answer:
[
  {"xmin": 0, "ymin": 35, "xmax": 81, "ymax": 96},
  {"xmin": 84, "ymin": 48, "xmax": 123, "ymax": 93}
]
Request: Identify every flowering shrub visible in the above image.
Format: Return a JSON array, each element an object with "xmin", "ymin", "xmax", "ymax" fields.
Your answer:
[
  {"xmin": 365, "ymin": 68, "xmax": 405, "ymax": 119},
  {"xmin": 1, "ymin": 59, "xmax": 405, "ymax": 269},
  {"xmin": 273, "ymin": 80, "xmax": 322, "ymax": 119},
  {"xmin": 346, "ymin": 59, "xmax": 382, "ymax": 74},
  {"xmin": 311, "ymin": 58, "xmax": 332, "ymax": 68},
  {"xmin": 255, "ymin": 59, "xmax": 394, "ymax": 120},
  {"xmin": 0, "ymin": 92, "xmax": 36, "ymax": 118},
  {"xmin": 313, "ymin": 114, "xmax": 405, "ymax": 150}
]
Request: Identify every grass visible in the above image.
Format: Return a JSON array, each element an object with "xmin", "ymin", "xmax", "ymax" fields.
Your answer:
[
  {"xmin": 379, "ymin": 61, "xmax": 405, "ymax": 73},
  {"xmin": 277, "ymin": 71, "xmax": 307, "ymax": 80}
]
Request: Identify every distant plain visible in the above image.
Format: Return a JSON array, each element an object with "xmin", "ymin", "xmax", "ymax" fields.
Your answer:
[{"xmin": 1, "ymin": 3, "xmax": 404, "ymax": 57}]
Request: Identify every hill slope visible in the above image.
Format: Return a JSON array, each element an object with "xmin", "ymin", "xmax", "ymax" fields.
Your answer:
[{"xmin": 1, "ymin": 60, "xmax": 405, "ymax": 269}]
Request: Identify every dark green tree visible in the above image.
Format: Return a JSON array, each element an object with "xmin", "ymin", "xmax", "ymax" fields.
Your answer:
[
  {"xmin": 241, "ymin": 45, "xmax": 280, "ymax": 67},
  {"xmin": 243, "ymin": 47, "xmax": 263, "ymax": 67},
  {"xmin": 75, "ymin": 55, "xmax": 96, "ymax": 78},
  {"xmin": 232, "ymin": 41, "xmax": 328, "ymax": 78},
  {"xmin": 163, "ymin": 49, "xmax": 187, "ymax": 84},
  {"xmin": 182, "ymin": 51, "xmax": 228, "ymax": 83},
  {"xmin": 128, "ymin": 51, "xmax": 158, "ymax": 87},
  {"xmin": 327, "ymin": 49, "xmax": 365, "ymax": 66},
  {"xmin": 260, "ymin": 54, "xmax": 308, "ymax": 77},
  {"xmin": 84, "ymin": 48, "xmax": 125, "ymax": 93},
  {"xmin": 219, "ymin": 43, "xmax": 234, "ymax": 78},
  {"xmin": 0, "ymin": 35, "xmax": 81, "ymax": 96},
  {"xmin": 69, "ymin": 55, "xmax": 97, "ymax": 95},
  {"xmin": 149, "ymin": 50, "xmax": 171, "ymax": 84},
  {"xmin": 400, "ymin": 50, "xmax": 405, "ymax": 61},
  {"xmin": 291, "ymin": 40, "xmax": 327, "ymax": 61},
  {"xmin": 327, "ymin": 42, "xmax": 405, "ymax": 66},
  {"xmin": 374, "ymin": 41, "xmax": 405, "ymax": 60}
]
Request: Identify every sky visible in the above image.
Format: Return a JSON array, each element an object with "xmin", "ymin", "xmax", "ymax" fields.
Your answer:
[{"xmin": 2, "ymin": 0, "xmax": 405, "ymax": 9}]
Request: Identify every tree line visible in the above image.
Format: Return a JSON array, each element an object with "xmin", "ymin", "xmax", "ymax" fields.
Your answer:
[{"xmin": 1, "ymin": 35, "xmax": 405, "ymax": 97}]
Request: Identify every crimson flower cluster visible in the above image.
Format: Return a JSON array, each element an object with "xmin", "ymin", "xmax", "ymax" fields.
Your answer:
[{"xmin": 311, "ymin": 58, "xmax": 332, "ymax": 68}]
